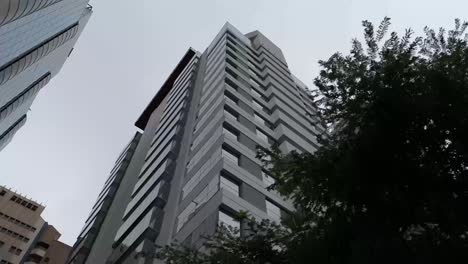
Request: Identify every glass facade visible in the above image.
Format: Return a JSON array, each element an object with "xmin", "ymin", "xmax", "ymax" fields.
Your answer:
[
  {"xmin": 70, "ymin": 23, "xmax": 323, "ymax": 264},
  {"xmin": 0, "ymin": 0, "xmax": 92, "ymax": 152},
  {"xmin": 0, "ymin": 115, "xmax": 26, "ymax": 151},
  {"xmin": 170, "ymin": 24, "xmax": 321, "ymax": 250}
]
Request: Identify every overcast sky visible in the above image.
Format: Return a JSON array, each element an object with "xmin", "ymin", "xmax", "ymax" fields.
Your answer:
[{"xmin": 0, "ymin": 0, "xmax": 466, "ymax": 245}]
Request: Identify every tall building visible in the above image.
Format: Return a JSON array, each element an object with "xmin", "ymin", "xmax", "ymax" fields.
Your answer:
[
  {"xmin": 68, "ymin": 22, "xmax": 324, "ymax": 264},
  {"xmin": 0, "ymin": 0, "xmax": 92, "ymax": 151},
  {"xmin": 0, "ymin": 186, "xmax": 71, "ymax": 264}
]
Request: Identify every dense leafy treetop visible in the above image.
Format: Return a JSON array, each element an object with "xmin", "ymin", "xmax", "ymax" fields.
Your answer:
[{"xmin": 160, "ymin": 18, "xmax": 468, "ymax": 264}]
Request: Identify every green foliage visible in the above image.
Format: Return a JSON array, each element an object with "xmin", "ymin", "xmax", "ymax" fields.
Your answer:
[
  {"xmin": 159, "ymin": 218, "xmax": 290, "ymax": 264},
  {"xmin": 159, "ymin": 18, "xmax": 468, "ymax": 263}
]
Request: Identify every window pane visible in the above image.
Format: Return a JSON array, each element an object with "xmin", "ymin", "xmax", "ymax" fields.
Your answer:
[
  {"xmin": 266, "ymin": 200, "xmax": 281, "ymax": 222},
  {"xmin": 220, "ymin": 176, "xmax": 239, "ymax": 196},
  {"xmin": 250, "ymin": 78, "xmax": 261, "ymax": 88},
  {"xmin": 249, "ymin": 68, "xmax": 259, "ymax": 78},
  {"xmin": 252, "ymin": 100, "xmax": 263, "ymax": 109},
  {"xmin": 223, "ymin": 127, "xmax": 238, "ymax": 141},
  {"xmin": 251, "ymin": 88, "xmax": 262, "ymax": 98},
  {"xmin": 262, "ymin": 171, "xmax": 276, "ymax": 187},
  {"xmin": 224, "ymin": 95, "xmax": 237, "ymax": 105},
  {"xmin": 224, "ymin": 91, "xmax": 238, "ymax": 105},
  {"xmin": 254, "ymin": 113, "xmax": 265, "ymax": 125},
  {"xmin": 218, "ymin": 210, "xmax": 240, "ymax": 230},
  {"xmin": 222, "ymin": 148, "xmax": 239, "ymax": 164},
  {"xmin": 178, "ymin": 177, "xmax": 219, "ymax": 232},
  {"xmin": 224, "ymin": 109, "xmax": 237, "ymax": 120},
  {"xmin": 247, "ymin": 60, "xmax": 256, "ymax": 69},
  {"xmin": 256, "ymin": 128, "xmax": 268, "ymax": 142}
]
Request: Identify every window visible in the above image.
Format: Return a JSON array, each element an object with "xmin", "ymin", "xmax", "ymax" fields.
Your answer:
[
  {"xmin": 224, "ymin": 91, "xmax": 238, "ymax": 105},
  {"xmin": 247, "ymin": 59, "xmax": 256, "ymax": 69},
  {"xmin": 249, "ymin": 68, "xmax": 260, "ymax": 78},
  {"xmin": 177, "ymin": 177, "xmax": 219, "ymax": 232},
  {"xmin": 224, "ymin": 107, "xmax": 238, "ymax": 120},
  {"xmin": 226, "ymin": 49, "xmax": 238, "ymax": 61},
  {"xmin": 226, "ymin": 67, "xmax": 238, "ymax": 79},
  {"xmin": 262, "ymin": 171, "xmax": 276, "ymax": 188},
  {"xmin": 252, "ymin": 99, "xmax": 263, "ymax": 109},
  {"xmin": 266, "ymin": 200, "xmax": 282, "ymax": 222},
  {"xmin": 225, "ymin": 78, "xmax": 238, "ymax": 90},
  {"xmin": 0, "ymin": 190, "xmax": 5, "ymax": 196},
  {"xmin": 222, "ymin": 148, "xmax": 239, "ymax": 165},
  {"xmin": 223, "ymin": 126, "xmax": 238, "ymax": 141},
  {"xmin": 10, "ymin": 196, "xmax": 38, "ymax": 212},
  {"xmin": 254, "ymin": 113, "xmax": 266, "ymax": 125},
  {"xmin": 220, "ymin": 175, "xmax": 239, "ymax": 196},
  {"xmin": 8, "ymin": 246, "xmax": 21, "ymax": 256},
  {"xmin": 256, "ymin": 128, "xmax": 268, "ymax": 142},
  {"xmin": 0, "ymin": 212, "xmax": 36, "ymax": 232},
  {"xmin": 251, "ymin": 88, "xmax": 262, "ymax": 98},
  {"xmin": 226, "ymin": 58, "xmax": 238, "ymax": 69},
  {"xmin": 250, "ymin": 77, "xmax": 262, "ymax": 89},
  {"xmin": 218, "ymin": 210, "xmax": 240, "ymax": 231},
  {"xmin": 36, "ymin": 242, "xmax": 49, "ymax": 250}
]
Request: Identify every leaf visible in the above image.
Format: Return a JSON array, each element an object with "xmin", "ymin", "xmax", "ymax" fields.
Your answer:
[
  {"xmin": 400, "ymin": 28, "xmax": 414, "ymax": 51},
  {"xmin": 362, "ymin": 20, "xmax": 378, "ymax": 58},
  {"xmin": 376, "ymin": 17, "xmax": 391, "ymax": 42},
  {"xmin": 438, "ymin": 27, "xmax": 446, "ymax": 51}
]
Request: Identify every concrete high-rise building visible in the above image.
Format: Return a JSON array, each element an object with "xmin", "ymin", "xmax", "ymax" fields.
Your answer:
[
  {"xmin": 0, "ymin": 0, "xmax": 92, "ymax": 151},
  {"xmin": 68, "ymin": 23, "xmax": 324, "ymax": 264},
  {"xmin": 0, "ymin": 186, "xmax": 71, "ymax": 264}
]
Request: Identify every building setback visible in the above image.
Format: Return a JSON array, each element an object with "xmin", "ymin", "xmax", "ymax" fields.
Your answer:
[
  {"xmin": 0, "ymin": 0, "xmax": 92, "ymax": 151},
  {"xmin": 0, "ymin": 186, "xmax": 71, "ymax": 264},
  {"xmin": 68, "ymin": 22, "xmax": 324, "ymax": 264}
]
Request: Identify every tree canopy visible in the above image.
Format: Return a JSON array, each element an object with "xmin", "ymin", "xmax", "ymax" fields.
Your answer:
[{"xmin": 159, "ymin": 18, "xmax": 468, "ymax": 264}]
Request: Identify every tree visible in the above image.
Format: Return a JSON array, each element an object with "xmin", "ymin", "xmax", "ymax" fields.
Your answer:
[
  {"xmin": 159, "ymin": 220, "xmax": 290, "ymax": 264},
  {"xmin": 159, "ymin": 18, "xmax": 468, "ymax": 264}
]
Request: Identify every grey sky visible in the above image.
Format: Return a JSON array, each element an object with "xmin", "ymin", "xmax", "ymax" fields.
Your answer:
[{"xmin": 0, "ymin": 0, "xmax": 466, "ymax": 245}]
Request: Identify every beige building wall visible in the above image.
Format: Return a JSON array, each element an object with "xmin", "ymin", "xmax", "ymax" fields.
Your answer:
[
  {"xmin": 39, "ymin": 240, "xmax": 72, "ymax": 264},
  {"xmin": 0, "ymin": 186, "xmax": 45, "ymax": 264},
  {"xmin": 0, "ymin": 186, "xmax": 72, "ymax": 264}
]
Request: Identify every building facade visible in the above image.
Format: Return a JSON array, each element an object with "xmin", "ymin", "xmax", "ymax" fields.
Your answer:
[
  {"xmin": 0, "ymin": 186, "xmax": 71, "ymax": 264},
  {"xmin": 69, "ymin": 23, "xmax": 324, "ymax": 264},
  {"xmin": 67, "ymin": 133, "xmax": 142, "ymax": 264},
  {"xmin": 0, "ymin": 0, "xmax": 92, "ymax": 151}
]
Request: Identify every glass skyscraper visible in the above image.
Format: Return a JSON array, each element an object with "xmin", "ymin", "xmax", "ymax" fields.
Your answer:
[
  {"xmin": 0, "ymin": 0, "xmax": 92, "ymax": 151},
  {"xmin": 68, "ymin": 22, "xmax": 324, "ymax": 264}
]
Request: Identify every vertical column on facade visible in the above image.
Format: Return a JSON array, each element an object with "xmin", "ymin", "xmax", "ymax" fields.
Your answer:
[
  {"xmin": 173, "ymin": 31, "xmax": 229, "ymax": 248},
  {"xmin": 107, "ymin": 54, "xmax": 200, "ymax": 263},
  {"xmin": 247, "ymin": 34, "xmax": 320, "ymax": 154},
  {"xmin": 173, "ymin": 26, "xmax": 298, "ymax": 249}
]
